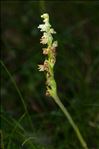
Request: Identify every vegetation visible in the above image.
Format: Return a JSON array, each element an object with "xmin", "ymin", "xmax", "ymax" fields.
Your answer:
[{"xmin": 1, "ymin": 1, "xmax": 99, "ymax": 149}]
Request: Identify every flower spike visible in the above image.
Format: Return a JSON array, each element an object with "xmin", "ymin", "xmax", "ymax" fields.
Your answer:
[
  {"xmin": 38, "ymin": 13, "xmax": 88, "ymax": 149},
  {"xmin": 38, "ymin": 13, "xmax": 58, "ymax": 96}
]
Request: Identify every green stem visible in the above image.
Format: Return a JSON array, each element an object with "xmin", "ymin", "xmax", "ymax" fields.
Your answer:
[
  {"xmin": 39, "ymin": 0, "xmax": 46, "ymax": 13},
  {"xmin": 52, "ymin": 94, "xmax": 88, "ymax": 149}
]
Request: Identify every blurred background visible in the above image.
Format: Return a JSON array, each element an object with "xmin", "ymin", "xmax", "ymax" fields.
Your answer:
[{"xmin": 1, "ymin": 1, "xmax": 99, "ymax": 149}]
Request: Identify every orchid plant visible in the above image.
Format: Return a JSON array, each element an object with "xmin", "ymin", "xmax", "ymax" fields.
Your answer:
[{"xmin": 38, "ymin": 13, "xmax": 88, "ymax": 149}]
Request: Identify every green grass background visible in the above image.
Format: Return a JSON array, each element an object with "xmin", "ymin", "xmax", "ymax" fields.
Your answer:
[{"xmin": 1, "ymin": 1, "xmax": 99, "ymax": 149}]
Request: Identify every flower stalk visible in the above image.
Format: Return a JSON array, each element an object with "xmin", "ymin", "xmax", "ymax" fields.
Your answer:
[{"xmin": 38, "ymin": 13, "xmax": 88, "ymax": 149}]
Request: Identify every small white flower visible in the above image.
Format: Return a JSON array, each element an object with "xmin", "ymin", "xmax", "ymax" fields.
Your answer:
[
  {"xmin": 41, "ymin": 13, "xmax": 49, "ymax": 19},
  {"xmin": 38, "ymin": 65, "xmax": 44, "ymax": 71},
  {"xmin": 52, "ymin": 41, "xmax": 58, "ymax": 48},
  {"xmin": 38, "ymin": 23, "xmax": 51, "ymax": 32},
  {"xmin": 42, "ymin": 48, "xmax": 50, "ymax": 55},
  {"xmin": 41, "ymin": 13, "xmax": 49, "ymax": 24},
  {"xmin": 38, "ymin": 24, "xmax": 44, "ymax": 30},
  {"xmin": 49, "ymin": 28, "xmax": 56, "ymax": 34},
  {"xmin": 38, "ymin": 13, "xmax": 57, "ymax": 47},
  {"xmin": 40, "ymin": 38, "xmax": 48, "ymax": 44},
  {"xmin": 40, "ymin": 32, "xmax": 49, "ymax": 44},
  {"xmin": 43, "ymin": 18, "xmax": 49, "ymax": 23}
]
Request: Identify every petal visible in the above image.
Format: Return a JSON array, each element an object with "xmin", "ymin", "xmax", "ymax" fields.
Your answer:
[
  {"xmin": 41, "ymin": 13, "xmax": 49, "ymax": 19},
  {"xmin": 50, "ymin": 28, "xmax": 56, "ymax": 34},
  {"xmin": 52, "ymin": 41, "xmax": 58, "ymax": 48},
  {"xmin": 38, "ymin": 65, "xmax": 44, "ymax": 71}
]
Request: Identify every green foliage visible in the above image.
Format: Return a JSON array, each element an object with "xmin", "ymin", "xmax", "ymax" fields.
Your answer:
[{"xmin": 1, "ymin": 1, "xmax": 99, "ymax": 149}]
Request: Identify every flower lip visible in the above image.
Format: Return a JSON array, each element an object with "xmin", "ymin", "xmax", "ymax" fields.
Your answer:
[
  {"xmin": 38, "ymin": 23, "xmax": 51, "ymax": 32},
  {"xmin": 38, "ymin": 64, "xmax": 45, "ymax": 71},
  {"xmin": 42, "ymin": 48, "xmax": 50, "ymax": 55},
  {"xmin": 49, "ymin": 28, "xmax": 56, "ymax": 34},
  {"xmin": 52, "ymin": 41, "xmax": 58, "ymax": 48}
]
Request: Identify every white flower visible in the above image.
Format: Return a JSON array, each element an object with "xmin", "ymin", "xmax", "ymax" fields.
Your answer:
[
  {"xmin": 38, "ymin": 13, "xmax": 58, "ymax": 96},
  {"xmin": 38, "ymin": 23, "xmax": 51, "ymax": 32},
  {"xmin": 49, "ymin": 28, "xmax": 56, "ymax": 34},
  {"xmin": 41, "ymin": 13, "xmax": 49, "ymax": 24},
  {"xmin": 52, "ymin": 41, "xmax": 58, "ymax": 48},
  {"xmin": 38, "ymin": 65, "xmax": 45, "ymax": 71},
  {"xmin": 40, "ymin": 32, "xmax": 49, "ymax": 44},
  {"xmin": 38, "ymin": 24, "xmax": 45, "ymax": 31},
  {"xmin": 38, "ymin": 13, "xmax": 57, "ymax": 46},
  {"xmin": 43, "ymin": 18, "xmax": 49, "ymax": 23},
  {"xmin": 38, "ymin": 60, "xmax": 49, "ymax": 72},
  {"xmin": 42, "ymin": 48, "xmax": 50, "ymax": 55},
  {"xmin": 41, "ymin": 13, "xmax": 49, "ymax": 20}
]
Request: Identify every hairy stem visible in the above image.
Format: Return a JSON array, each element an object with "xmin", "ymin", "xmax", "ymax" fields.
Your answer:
[{"xmin": 52, "ymin": 94, "xmax": 88, "ymax": 149}]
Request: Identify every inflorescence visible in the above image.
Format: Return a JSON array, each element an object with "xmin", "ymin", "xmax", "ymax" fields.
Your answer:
[{"xmin": 38, "ymin": 13, "xmax": 58, "ymax": 96}]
